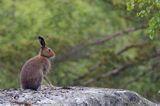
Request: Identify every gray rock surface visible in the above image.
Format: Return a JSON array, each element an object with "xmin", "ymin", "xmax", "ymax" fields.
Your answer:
[{"xmin": 0, "ymin": 87, "xmax": 157, "ymax": 106}]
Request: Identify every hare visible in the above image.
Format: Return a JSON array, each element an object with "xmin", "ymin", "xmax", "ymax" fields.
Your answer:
[{"xmin": 20, "ymin": 36, "xmax": 55, "ymax": 90}]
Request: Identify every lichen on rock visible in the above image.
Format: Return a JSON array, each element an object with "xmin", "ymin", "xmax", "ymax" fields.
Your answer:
[{"xmin": 0, "ymin": 87, "xmax": 157, "ymax": 106}]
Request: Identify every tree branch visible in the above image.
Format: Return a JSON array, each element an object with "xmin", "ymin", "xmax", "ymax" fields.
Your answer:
[
  {"xmin": 81, "ymin": 51, "xmax": 160, "ymax": 86},
  {"xmin": 55, "ymin": 25, "xmax": 147, "ymax": 63},
  {"xmin": 116, "ymin": 42, "xmax": 149, "ymax": 55},
  {"xmin": 88, "ymin": 26, "xmax": 145, "ymax": 46},
  {"xmin": 120, "ymin": 60, "xmax": 160, "ymax": 88},
  {"xmin": 82, "ymin": 62, "xmax": 132, "ymax": 86},
  {"xmin": 73, "ymin": 41, "xmax": 148, "ymax": 85}
]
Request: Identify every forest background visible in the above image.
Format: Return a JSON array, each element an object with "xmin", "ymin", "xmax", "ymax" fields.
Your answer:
[{"xmin": 0, "ymin": 0, "xmax": 159, "ymax": 102}]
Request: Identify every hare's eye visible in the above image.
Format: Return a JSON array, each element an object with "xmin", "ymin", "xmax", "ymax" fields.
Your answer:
[{"xmin": 48, "ymin": 48, "xmax": 51, "ymax": 52}]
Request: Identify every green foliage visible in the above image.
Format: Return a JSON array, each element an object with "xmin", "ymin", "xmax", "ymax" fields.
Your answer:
[
  {"xmin": 127, "ymin": 0, "xmax": 160, "ymax": 38},
  {"xmin": 0, "ymin": 0, "xmax": 159, "ymax": 102}
]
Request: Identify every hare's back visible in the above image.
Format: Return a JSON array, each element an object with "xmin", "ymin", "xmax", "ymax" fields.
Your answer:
[
  {"xmin": 21, "ymin": 56, "xmax": 43, "ymax": 75},
  {"xmin": 20, "ymin": 56, "xmax": 43, "ymax": 90}
]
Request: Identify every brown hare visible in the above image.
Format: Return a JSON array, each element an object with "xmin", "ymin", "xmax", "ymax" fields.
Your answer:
[{"xmin": 20, "ymin": 36, "xmax": 55, "ymax": 90}]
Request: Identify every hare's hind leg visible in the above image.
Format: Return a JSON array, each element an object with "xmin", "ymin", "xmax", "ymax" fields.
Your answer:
[{"xmin": 22, "ymin": 77, "xmax": 42, "ymax": 91}]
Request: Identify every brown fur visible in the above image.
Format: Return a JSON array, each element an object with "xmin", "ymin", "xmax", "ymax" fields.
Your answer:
[{"xmin": 20, "ymin": 36, "xmax": 55, "ymax": 90}]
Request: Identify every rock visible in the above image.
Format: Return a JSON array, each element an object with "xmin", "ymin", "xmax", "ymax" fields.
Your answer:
[{"xmin": 0, "ymin": 87, "xmax": 157, "ymax": 106}]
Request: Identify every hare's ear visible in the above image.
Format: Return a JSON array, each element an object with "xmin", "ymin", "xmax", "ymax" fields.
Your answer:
[{"xmin": 38, "ymin": 36, "xmax": 46, "ymax": 48}]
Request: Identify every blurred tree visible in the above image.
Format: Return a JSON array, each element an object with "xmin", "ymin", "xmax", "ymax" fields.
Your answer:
[{"xmin": 127, "ymin": 0, "xmax": 160, "ymax": 38}]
